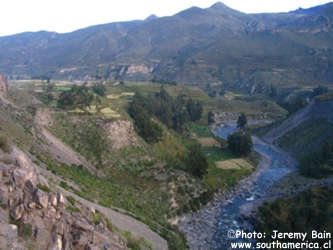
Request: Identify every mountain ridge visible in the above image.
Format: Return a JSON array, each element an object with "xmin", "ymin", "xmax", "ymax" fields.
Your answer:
[{"xmin": 0, "ymin": 2, "xmax": 333, "ymax": 92}]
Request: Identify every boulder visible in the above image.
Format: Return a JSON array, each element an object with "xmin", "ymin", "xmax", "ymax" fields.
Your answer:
[
  {"xmin": 34, "ymin": 189, "xmax": 49, "ymax": 208},
  {"xmin": 0, "ymin": 223, "xmax": 18, "ymax": 239},
  {"xmin": 10, "ymin": 204, "xmax": 25, "ymax": 220},
  {"xmin": 13, "ymin": 169, "xmax": 35, "ymax": 188},
  {"xmin": 49, "ymin": 234, "xmax": 63, "ymax": 250},
  {"xmin": 49, "ymin": 193, "xmax": 58, "ymax": 207},
  {"xmin": 57, "ymin": 193, "xmax": 66, "ymax": 206},
  {"xmin": 73, "ymin": 219, "xmax": 94, "ymax": 232},
  {"xmin": 53, "ymin": 222, "xmax": 65, "ymax": 235}
]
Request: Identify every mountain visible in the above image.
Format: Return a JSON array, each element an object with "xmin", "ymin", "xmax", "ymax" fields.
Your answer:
[{"xmin": 0, "ymin": 2, "xmax": 333, "ymax": 92}]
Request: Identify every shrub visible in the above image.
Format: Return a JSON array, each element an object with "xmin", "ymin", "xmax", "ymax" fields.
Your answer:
[
  {"xmin": 0, "ymin": 136, "xmax": 12, "ymax": 153},
  {"xmin": 90, "ymin": 211, "xmax": 103, "ymax": 225},
  {"xmin": 66, "ymin": 205, "xmax": 81, "ymax": 213},
  {"xmin": 186, "ymin": 144, "xmax": 208, "ymax": 178},
  {"xmin": 66, "ymin": 196, "xmax": 76, "ymax": 205},
  {"xmin": 9, "ymin": 218, "xmax": 32, "ymax": 240},
  {"xmin": 36, "ymin": 184, "xmax": 51, "ymax": 193}
]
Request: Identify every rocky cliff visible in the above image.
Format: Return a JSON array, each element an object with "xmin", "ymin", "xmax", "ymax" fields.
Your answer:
[{"xmin": 0, "ymin": 147, "xmax": 128, "ymax": 250}]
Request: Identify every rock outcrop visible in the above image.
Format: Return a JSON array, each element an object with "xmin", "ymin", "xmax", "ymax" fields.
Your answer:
[
  {"xmin": 104, "ymin": 120, "xmax": 138, "ymax": 149},
  {"xmin": 0, "ymin": 148, "xmax": 128, "ymax": 250}
]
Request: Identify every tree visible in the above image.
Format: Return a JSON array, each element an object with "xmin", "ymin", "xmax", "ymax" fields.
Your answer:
[
  {"xmin": 92, "ymin": 83, "xmax": 106, "ymax": 97},
  {"xmin": 57, "ymin": 85, "xmax": 93, "ymax": 110},
  {"xmin": 128, "ymin": 97, "xmax": 163, "ymax": 143},
  {"xmin": 187, "ymin": 144, "xmax": 208, "ymax": 178},
  {"xmin": 156, "ymin": 86, "xmax": 172, "ymax": 102},
  {"xmin": 172, "ymin": 109, "xmax": 189, "ymax": 132},
  {"xmin": 237, "ymin": 113, "xmax": 247, "ymax": 129},
  {"xmin": 208, "ymin": 111, "xmax": 215, "ymax": 125},
  {"xmin": 227, "ymin": 131, "xmax": 253, "ymax": 157},
  {"xmin": 312, "ymin": 86, "xmax": 328, "ymax": 97},
  {"xmin": 186, "ymin": 98, "xmax": 203, "ymax": 122}
]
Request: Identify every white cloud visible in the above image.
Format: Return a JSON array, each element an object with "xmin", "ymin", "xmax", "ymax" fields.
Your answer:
[{"xmin": 0, "ymin": 0, "xmax": 330, "ymax": 36}]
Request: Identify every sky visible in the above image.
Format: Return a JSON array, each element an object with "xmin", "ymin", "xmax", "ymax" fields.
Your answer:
[{"xmin": 0, "ymin": 0, "xmax": 330, "ymax": 36}]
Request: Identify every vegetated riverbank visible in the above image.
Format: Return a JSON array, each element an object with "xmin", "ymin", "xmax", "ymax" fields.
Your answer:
[{"xmin": 178, "ymin": 122, "xmax": 299, "ymax": 249}]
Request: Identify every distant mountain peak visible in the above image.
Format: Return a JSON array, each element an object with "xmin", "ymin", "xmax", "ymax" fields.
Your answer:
[
  {"xmin": 210, "ymin": 2, "xmax": 228, "ymax": 9},
  {"xmin": 209, "ymin": 1, "xmax": 244, "ymax": 14},
  {"xmin": 145, "ymin": 14, "xmax": 158, "ymax": 21}
]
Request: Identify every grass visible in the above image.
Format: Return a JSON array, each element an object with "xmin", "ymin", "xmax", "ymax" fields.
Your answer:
[
  {"xmin": 197, "ymin": 137, "xmax": 220, "ymax": 147},
  {"xmin": 123, "ymin": 231, "xmax": 153, "ymax": 250},
  {"xmin": 66, "ymin": 196, "xmax": 76, "ymax": 205},
  {"xmin": 36, "ymin": 184, "xmax": 51, "ymax": 193},
  {"xmin": 5, "ymin": 80, "xmax": 268, "ymax": 249},
  {"xmin": 203, "ymin": 147, "xmax": 234, "ymax": 162},
  {"xmin": 204, "ymin": 167, "xmax": 252, "ymax": 191},
  {"xmin": 9, "ymin": 218, "xmax": 33, "ymax": 240},
  {"xmin": 215, "ymin": 98, "xmax": 287, "ymax": 119},
  {"xmin": 37, "ymin": 155, "xmax": 187, "ymax": 250},
  {"xmin": 90, "ymin": 210, "xmax": 104, "ymax": 225},
  {"xmin": 215, "ymin": 158, "xmax": 254, "ymax": 170},
  {"xmin": 125, "ymin": 82, "xmax": 210, "ymax": 101},
  {"xmin": 100, "ymin": 107, "xmax": 121, "ymax": 118},
  {"xmin": 202, "ymin": 146, "xmax": 254, "ymax": 191},
  {"xmin": 66, "ymin": 205, "xmax": 81, "ymax": 213},
  {"xmin": 277, "ymin": 119, "xmax": 333, "ymax": 160},
  {"xmin": 188, "ymin": 123, "xmax": 214, "ymax": 137}
]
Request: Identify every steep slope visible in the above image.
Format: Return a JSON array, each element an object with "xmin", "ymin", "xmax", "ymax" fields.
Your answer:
[
  {"xmin": 263, "ymin": 95, "xmax": 333, "ymax": 159},
  {"xmin": 0, "ymin": 78, "xmax": 170, "ymax": 250},
  {"xmin": 263, "ymin": 100, "xmax": 315, "ymax": 143},
  {"xmin": 0, "ymin": 2, "xmax": 333, "ymax": 90},
  {"xmin": 0, "ymin": 147, "xmax": 128, "ymax": 250}
]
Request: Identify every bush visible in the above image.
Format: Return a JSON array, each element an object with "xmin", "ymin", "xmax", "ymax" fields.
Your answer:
[
  {"xmin": 0, "ymin": 136, "xmax": 11, "ymax": 153},
  {"xmin": 9, "ymin": 218, "xmax": 32, "ymax": 240},
  {"xmin": 90, "ymin": 211, "xmax": 103, "ymax": 225},
  {"xmin": 66, "ymin": 196, "xmax": 76, "ymax": 205},
  {"xmin": 66, "ymin": 205, "xmax": 81, "ymax": 213},
  {"xmin": 186, "ymin": 144, "xmax": 208, "ymax": 178}
]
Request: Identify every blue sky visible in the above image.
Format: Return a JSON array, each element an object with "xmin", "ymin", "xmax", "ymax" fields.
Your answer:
[{"xmin": 0, "ymin": 0, "xmax": 330, "ymax": 36}]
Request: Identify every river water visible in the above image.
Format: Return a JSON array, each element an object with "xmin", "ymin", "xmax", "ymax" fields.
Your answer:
[{"xmin": 210, "ymin": 123, "xmax": 298, "ymax": 249}]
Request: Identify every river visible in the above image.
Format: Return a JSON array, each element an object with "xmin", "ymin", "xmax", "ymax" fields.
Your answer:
[
  {"xmin": 210, "ymin": 123, "xmax": 298, "ymax": 249},
  {"xmin": 178, "ymin": 122, "xmax": 299, "ymax": 249}
]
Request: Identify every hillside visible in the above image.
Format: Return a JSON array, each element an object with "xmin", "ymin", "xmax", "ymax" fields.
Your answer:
[
  {"xmin": 1, "ymin": 71, "xmax": 278, "ymax": 249},
  {"xmin": 1, "ymin": 2, "xmax": 333, "ymax": 92},
  {"xmin": 264, "ymin": 97, "xmax": 333, "ymax": 159},
  {"xmin": 0, "ymin": 74, "xmax": 173, "ymax": 249}
]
